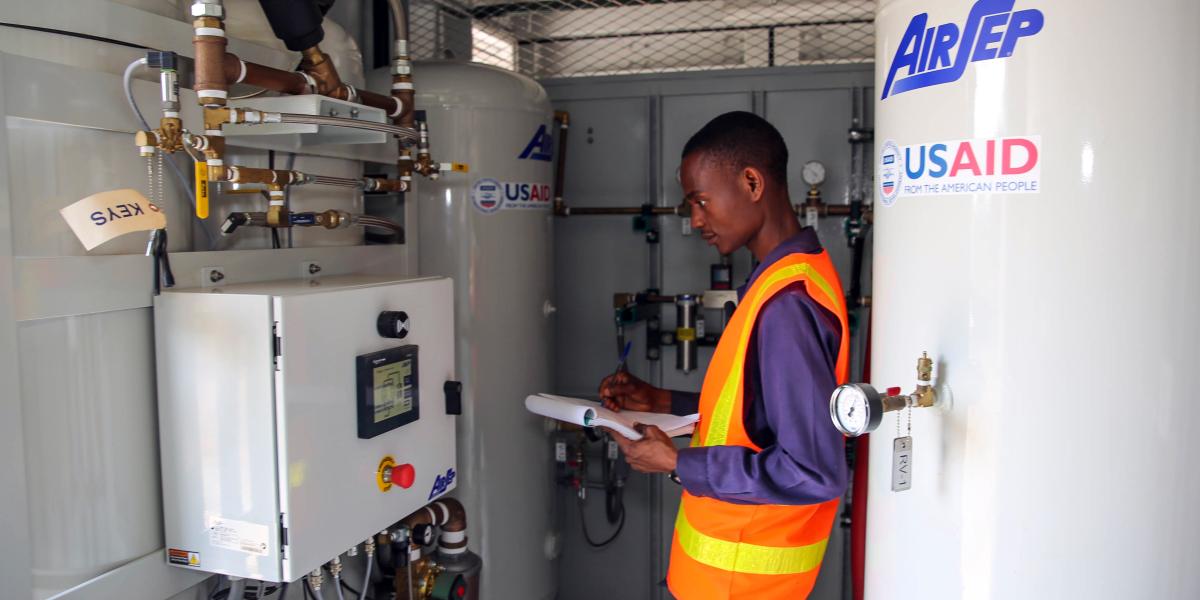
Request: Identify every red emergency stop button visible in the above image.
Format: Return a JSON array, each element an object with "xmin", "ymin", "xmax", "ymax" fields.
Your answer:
[{"xmin": 395, "ymin": 463, "xmax": 416, "ymax": 489}]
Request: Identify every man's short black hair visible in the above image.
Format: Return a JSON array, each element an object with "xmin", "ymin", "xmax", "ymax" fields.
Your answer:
[{"xmin": 682, "ymin": 111, "xmax": 789, "ymax": 186}]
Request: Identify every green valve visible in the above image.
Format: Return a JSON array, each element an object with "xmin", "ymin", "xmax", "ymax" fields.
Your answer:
[{"xmin": 431, "ymin": 572, "xmax": 467, "ymax": 600}]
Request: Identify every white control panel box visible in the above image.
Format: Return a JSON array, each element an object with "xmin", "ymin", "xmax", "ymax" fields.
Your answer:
[{"xmin": 154, "ymin": 276, "xmax": 457, "ymax": 582}]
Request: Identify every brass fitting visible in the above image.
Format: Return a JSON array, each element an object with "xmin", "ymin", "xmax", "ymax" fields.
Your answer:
[
  {"xmin": 157, "ymin": 116, "xmax": 185, "ymax": 152},
  {"xmin": 203, "ymin": 107, "xmax": 231, "ymax": 131},
  {"xmin": 913, "ymin": 352, "xmax": 937, "ymax": 408},
  {"xmin": 313, "ymin": 209, "xmax": 347, "ymax": 229},
  {"xmin": 415, "ymin": 154, "xmax": 440, "ymax": 178},
  {"xmin": 299, "ymin": 45, "xmax": 344, "ymax": 97}
]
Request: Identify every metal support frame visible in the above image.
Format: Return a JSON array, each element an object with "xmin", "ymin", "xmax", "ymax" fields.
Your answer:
[{"xmin": 0, "ymin": 54, "xmax": 34, "ymax": 600}]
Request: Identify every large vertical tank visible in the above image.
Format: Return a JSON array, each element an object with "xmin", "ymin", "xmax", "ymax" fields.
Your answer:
[
  {"xmin": 415, "ymin": 62, "xmax": 557, "ymax": 600},
  {"xmin": 869, "ymin": 1, "xmax": 1200, "ymax": 598}
]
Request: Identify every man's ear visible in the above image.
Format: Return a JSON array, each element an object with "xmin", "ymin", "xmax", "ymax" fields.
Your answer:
[{"xmin": 743, "ymin": 167, "xmax": 766, "ymax": 203}]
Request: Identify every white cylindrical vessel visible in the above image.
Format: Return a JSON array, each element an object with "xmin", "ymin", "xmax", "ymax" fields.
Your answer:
[
  {"xmin": 415, "ymin": 62, "xmax": 557, "ymax": 600},
  {"xmin": 869, "ymin": 1, "xmax": 1200, "ymax": 598}
]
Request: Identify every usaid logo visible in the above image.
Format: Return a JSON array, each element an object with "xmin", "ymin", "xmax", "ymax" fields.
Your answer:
[
  {"xmin": 879, "ymin": 140, "xmax": 902, "ymax": 206},
  {"xmin": 519, "ymin": 124, "xmax": 554, "ymax": 161},
  {"xmin": 879, "ymin": 136, "xmax": 1042, "ymax": 203},
  {"xmin": 882, "ymin": 0, "xmax": 1044, "ymax": 100},
  {"xmin": 471, "ymin": 178, "xmax": 503, "ymax": 214}
]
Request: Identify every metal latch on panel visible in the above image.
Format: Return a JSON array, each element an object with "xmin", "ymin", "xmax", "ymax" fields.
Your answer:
[
  {"xmin": 272, "ymin": 322, "xmax": 281, "ymax": 371},
  {"xmin": 444, "ymin": 381, "xmax": 463, "ymax": 415}
]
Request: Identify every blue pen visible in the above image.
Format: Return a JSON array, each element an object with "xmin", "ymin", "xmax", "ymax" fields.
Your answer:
[{"xmin": 614, "ymin": 340, "xmax": 633, "ymax": 374}]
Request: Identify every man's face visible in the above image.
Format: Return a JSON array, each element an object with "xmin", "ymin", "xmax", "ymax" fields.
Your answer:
[{"xmin": 680, "ymin": 152, "xmax": 762, "ymax": 256}]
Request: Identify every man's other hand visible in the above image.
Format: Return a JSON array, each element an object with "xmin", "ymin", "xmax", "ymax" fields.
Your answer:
[
  {"xmin": 598, "ymin": 371, "xmax": 670, "ymax": 413},
  {"xmin": 609, "ymin": 425, "xmax": 678, "ymax": 473}
]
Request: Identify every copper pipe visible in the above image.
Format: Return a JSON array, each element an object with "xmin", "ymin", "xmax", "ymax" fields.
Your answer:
[
  {"xmin": 366, "ymin": 178, "xmax": 408, "ymax": 193},
  {"xmin": 794, "ymin": 202, "xmax": 875, "ymax": 223},
  {"xmin": 555, "ymin": 204, "xmax": 682, "ymax": 217},
  {"xmin": 224, "ymin": 54, "xmax": 308, "ymax": 95},
  {"xmin": 193, "ymin": 16, "xmax": 228, "ymax": 106},
  {"xmin": 553, "ymin": 111, "xmax": 569, "ymax": 204},
  {"xmin": 220, "ymin": 166, "xmax": 304, "ymax": 185},
  {"xmin": 222, "ymin": 53, "xmax": 402, "ymax": 116}
]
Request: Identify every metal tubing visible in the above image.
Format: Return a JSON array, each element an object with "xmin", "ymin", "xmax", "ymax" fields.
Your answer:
[
  {"xmin": 276, "ymin": 113, "xmax": 418, "ymax": 142},
  {"xmin": 556, "ymin": 205, "xmax": 681, "ymax": 217},
  {"xmin": 387, "ymin": 0, "xmax": 409, "ymax": 48}
]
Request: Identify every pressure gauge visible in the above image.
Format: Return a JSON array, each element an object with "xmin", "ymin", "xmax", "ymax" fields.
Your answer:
[
  {"xmin": 802, "ymin": 160, "xmax": 826, "ymax": 186},
  {"xmin": 829, "ymin": 383, "xmax": 883, "ymax": 437}
]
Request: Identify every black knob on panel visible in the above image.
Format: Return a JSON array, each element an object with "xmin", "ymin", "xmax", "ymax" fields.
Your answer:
[{"xmin": 377, "ymin": 311, "xmax": 410, "ymax": 339}]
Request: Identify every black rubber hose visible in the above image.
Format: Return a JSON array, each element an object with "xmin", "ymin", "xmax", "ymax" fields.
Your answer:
[{"xmin": 257, "ymin": 0, "xmax": 325, "ymax": 51}]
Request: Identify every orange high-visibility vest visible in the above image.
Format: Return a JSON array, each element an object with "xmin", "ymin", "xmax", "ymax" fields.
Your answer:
[{"xmin": 667, "ymin": 250, "xmax": 850, "ymax": 600}]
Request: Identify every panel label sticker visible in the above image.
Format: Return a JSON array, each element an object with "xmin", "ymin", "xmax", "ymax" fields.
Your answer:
[
  {"xmin": 206, "ymin": 516, "xmax": 270, "ymax": 556},
  {"xmin": 471, "ymin": 178, "xmax": 552, "ymax": 213},
  {"xmin": 428, "ymin": 467, "xmax": 457, "ymax": 500},
  {"xmin": 879, "ymin": 136, "xmax": 1041, "ymax": 206},
  {"xmin": 59, "ymin": 189, "xmax": 167, "ymax": 250},
  {"xmin": 167, "ymin": 548, "xmax": 201, "ymax": 567},
  {"xmin": 519, "ymin": 124, "xmax": 554, "ymax": 161}
]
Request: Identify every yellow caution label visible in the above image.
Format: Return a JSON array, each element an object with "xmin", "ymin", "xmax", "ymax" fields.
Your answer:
[
  {"xmin": 450, "ymin": 162, "xmax": 469, "ymax": 173},
  {"xmin": 194, "ymin": 162, "xmax": 209, "ymax": 219},
  {"xmin": 676, "ymin": 328, "xmax": 697, "ymax": 342}
]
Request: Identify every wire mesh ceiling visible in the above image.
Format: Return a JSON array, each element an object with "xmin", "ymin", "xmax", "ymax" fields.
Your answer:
[{"xmin": 408, "ymin": 0, "xmax": 876, "ymax": 79}]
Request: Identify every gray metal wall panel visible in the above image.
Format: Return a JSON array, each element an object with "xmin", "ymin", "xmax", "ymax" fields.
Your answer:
[
  {"xmin": 549, "ymin": 65, "xmax": 873, "ymax": 600},
  {"xmin": 554, "ymin": 97, "xmax": 653, "ymax": 398}
]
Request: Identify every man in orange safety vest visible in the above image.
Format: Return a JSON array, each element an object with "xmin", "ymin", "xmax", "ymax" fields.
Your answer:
[{"xmin": 602, "ymin": 111, "xmax": 850, "ymax": 600}]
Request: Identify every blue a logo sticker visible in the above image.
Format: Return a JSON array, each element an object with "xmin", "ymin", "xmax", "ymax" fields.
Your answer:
[
  {"xmin": 881, "ymin": 0, "xmax": 1044, "ymax": 100},
  {"xmin": 519, "ymin": 125, "xmax": 554, "ymax": 161},
  {"xmin": 428, "ymin": 468, "xmax": 456, "ymax": 500}
]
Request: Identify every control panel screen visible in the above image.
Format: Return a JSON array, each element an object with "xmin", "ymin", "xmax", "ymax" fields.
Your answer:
[
  {"xmin": 372, "ymin": 359, "xmax": 414, "ymax": 423},
  {"xmin": 357, "ymin": 345, "xmax": 420, "ymax": 439}
]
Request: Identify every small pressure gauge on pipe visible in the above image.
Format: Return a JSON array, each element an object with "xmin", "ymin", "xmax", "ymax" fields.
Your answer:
[
  {"xmin": 829, "ymin": 383, "xmax": 883, "ymax": 437},
  {"xmin": 802, "ymin": 160, "xmax": 826, "ymax": 187}
]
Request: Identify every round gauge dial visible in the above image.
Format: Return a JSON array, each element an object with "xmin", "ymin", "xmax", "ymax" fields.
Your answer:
[
  {"xmin": 802, "ymin": 160, "xmax": 827, "ymax": 186},
  {"xmin": 829, "ymin": 383, "xmax": 883, "ymax": 437}
]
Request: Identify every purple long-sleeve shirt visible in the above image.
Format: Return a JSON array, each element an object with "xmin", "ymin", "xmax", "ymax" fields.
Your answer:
[{"xmin": 672, "ymin": 228, "xmax": 848, "ymax": 505}]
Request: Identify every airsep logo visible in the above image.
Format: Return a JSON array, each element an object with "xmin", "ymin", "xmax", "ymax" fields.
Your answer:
[
  {"xmin": 882, "ymin": 0, "xmax": 1044, "ymax": 100},
  {"xmin": 519, "ymin": 124, "xmax": 554, "ymax": 161},
  {"xmin": 428, "ymin": 468, "xmax": 456, "ymax": 500}
]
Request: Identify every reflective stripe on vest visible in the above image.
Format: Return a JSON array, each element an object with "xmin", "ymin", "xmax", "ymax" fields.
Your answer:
[
  {"xmin": 675, "ymin": 506, "xmax": 829, "ymax": 576},
  {"xmin": 700, "ymin": 260, "xmax": 846, "ymax": 448}
]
